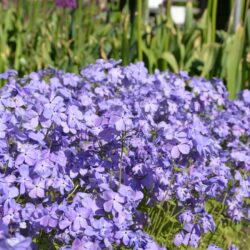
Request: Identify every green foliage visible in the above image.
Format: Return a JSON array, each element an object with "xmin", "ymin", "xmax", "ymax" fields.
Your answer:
[
  {"xmin": 33, "ymin": 230, "xmax": 61, "ymax": 250},
  {"xmin": 1, "ymin": 0, "xmax": 250, "ymax": 95},
  {"xmin": 200, "ymin": 198, "xmax": 250, "ymax": 249},
  {"xmin": 0, "ymin": 0, "xmax": 123, "ymax": 75},
  {"xmin": 144, "ymin": 199, "xmax": 183, "ymax": 248},
  {"xmin": 143, "ymin": 198, "xmax": 250, "ymax": 249}
]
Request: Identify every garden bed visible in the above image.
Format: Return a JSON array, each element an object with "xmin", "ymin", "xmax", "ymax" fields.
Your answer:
[{"xmin": 0, "ymin": 60, "xmax": 250, "ymax": 249}]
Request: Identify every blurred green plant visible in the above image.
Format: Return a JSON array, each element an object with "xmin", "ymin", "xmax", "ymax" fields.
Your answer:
[
  {"xmin": 142, "ymin": 196, "xmax": 250, "ymax": 249},
  {"xmin": 0, "ymin": 0, "xmax": 250, "ymax": 97},
  {"xmin": 136, "ymin": 0, "xmax": 250, "ymax": 99},
  {"xmin": 0, "ymin": 0, "xmax": 123, "ymax": 75}
]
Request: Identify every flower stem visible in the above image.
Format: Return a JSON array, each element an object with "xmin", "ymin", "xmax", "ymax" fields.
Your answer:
[
  {"xmin": 67, "ymin": 184, "xmax": 79, "ymax": 200},
  {"xmin": 119, "ymin": 132, "xmax": 125, "ymax": 187},
  {"xmin": 207, "ymin": 192, "xmax": 228, "ymax": 247}
]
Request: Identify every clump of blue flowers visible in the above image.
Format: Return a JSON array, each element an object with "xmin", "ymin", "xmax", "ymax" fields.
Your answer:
[{"xmin": 0, "ymin": 60, "xmax": 250, "ymax": 249}]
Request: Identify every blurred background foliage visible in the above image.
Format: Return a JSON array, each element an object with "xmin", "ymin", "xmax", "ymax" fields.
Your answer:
[{"xmin": 0, "ymin": 0, "xmax": 250, "ymax": 98}]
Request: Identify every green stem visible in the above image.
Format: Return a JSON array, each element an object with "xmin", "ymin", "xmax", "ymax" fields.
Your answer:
[
  {"xmin": 228, "ymin": 0, "xmax": 235, "ymax": 33},
  {"xmin": 156, "ymin": 202, "xmax": 178, "ymax": 237},
  {"xmin": 151, "ymin": 207, "xmax": 162, "ymax": 234},
  {"xmin": 142, "ymin": 0, "xmax": 148, "ymax": 20},
  {"xmin": 241, "ymin": 0, "xmax": 248, "ymax": 23},
  {"xmin": 211, "ymin": 0, "xmax": 218, "ymax": 43},
  {"xmin": 244, "ymin": 0, "xmax": 250, "ymax": 25},
  {"xmin": 207, "ymin": 0, "xmax": 212, "ymax": 15},
  {"xmin": 67, "ymin": 184, "xmax": 79, "ymax": 200},
  {"xmin": 146, "ymin": 209, "xmax": 156, "ymax": 232},
  {"xmin": 207, "ymin": 193, "xmax": 228, "ymax": 247},
  {"xmin": 243, "ymin": 0, "xmax": 250, "ymax": 89},
  {"xmin": 160, "ymin": 173, "xmax": 175, "ymax": 207},
  {"xmin": 122, "ymin": 13, "xmax": 129, "ymax": 65},
  {"xmin": 166, "ymin": 0, "xmax": 171, "ymax": 18},
  {"xmin": 136, "ymin": 0, "xmax": 142, "ymax": 61},
  {"xmin": 85, "ymin": 0, "xmax": 95, "ymax": 43},
  {"xmin": 150, "ymin": 169, "xmax": 175, "ymax": 234},
  {"xmin": 118, "ymin": 132, "xmax": 125, "ymax": 187},
  {"xmin": 156, "ymin": 212, "xmax": 168, "ymax": 236},
  {"xmin": 206, "ymin": 0, "xmax": 212, "ymax": 43}
]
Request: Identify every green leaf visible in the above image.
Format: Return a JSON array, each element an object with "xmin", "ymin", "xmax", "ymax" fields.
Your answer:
[
  {"xmin": 160, "ymin": 52, "xmax": 179, "ymax": 73},
  {"xmin": 121, "ymin": 14, "xmax": 130, "ymax": 65},
  {"xmin": 142, "ymin": 43, "xmax": 156, "ymax": 73},
  {"xmin": 246, "ymin": 9, "xmax": 250, "ymax": 46},
  {"xmin": 185, "ymin": 1, "xmax": 193, "ymax": 31},
  {"xmin": 225, "ymin": 25, "xmax": 245, "ymax": 99},
  {"xmin": 201, "ymin": 43, "xmax": 220, "ymax": 77}
]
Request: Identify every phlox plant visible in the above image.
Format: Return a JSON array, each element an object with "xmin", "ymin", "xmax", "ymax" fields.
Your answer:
[{"xmin": 0, "ymin": 60, "xmax": 250, "ymax": 250}]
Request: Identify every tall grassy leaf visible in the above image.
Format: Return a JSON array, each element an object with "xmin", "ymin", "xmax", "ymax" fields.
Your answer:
[
  {"xmin": 201, "ymin": 43, "xmax": 220, "ymax": 77},
  {"xmin": 160, "ymin": 52, "xmax": 179, "ymax": 73},
  {"xmin": 225, "ymin": 25, "xmax": 245, "ymax": 99}
]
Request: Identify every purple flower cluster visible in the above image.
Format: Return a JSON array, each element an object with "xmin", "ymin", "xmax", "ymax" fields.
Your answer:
[
  {"xmin": 0, "ymin": 60, "xmax": 249, "ymax": 249},
  {"xmin": 55, "ymin": 0, "xmax": 77, "ymax": 9}
]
